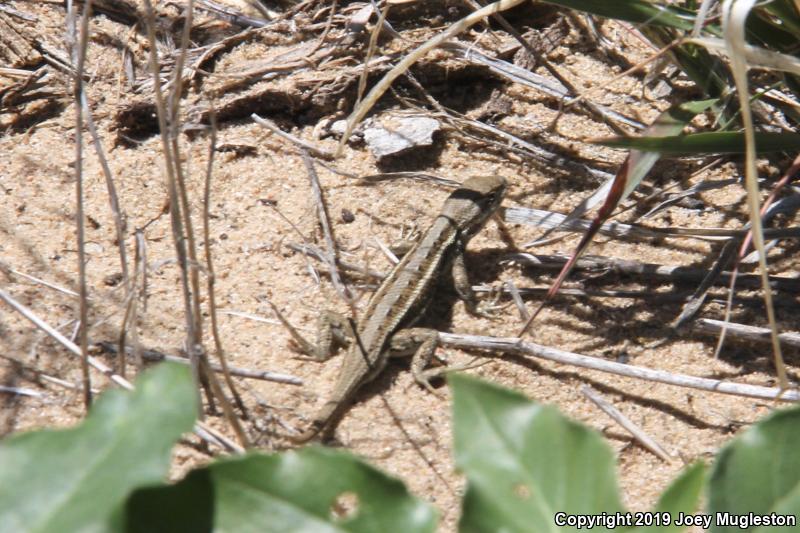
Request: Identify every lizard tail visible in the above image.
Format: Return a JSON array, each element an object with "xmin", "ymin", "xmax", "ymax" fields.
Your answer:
[{"xmin": 288, "ymin": 399, "xmax": 344, "ymax": 444}]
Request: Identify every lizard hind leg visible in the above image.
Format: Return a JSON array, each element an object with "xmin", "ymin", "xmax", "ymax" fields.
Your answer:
[
  {"xmin": 392, "ymin": 327, "xmax": 489, "ymax": 396},
  {"xmin": 269, "ymin": 302, "xmax": 352, "ymax": 361},
  {"xmin": 390, "ymin": 328, "xmax": 443, "ymax": 397}
]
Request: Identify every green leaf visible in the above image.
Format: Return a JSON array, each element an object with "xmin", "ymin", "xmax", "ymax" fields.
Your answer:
[
  {"xmin": 0, "ymin": 363, "xmax": 197, "ymax": 533},
  {"xmin": 541, "ymin": 0, "xmax": 696, "ymax": 31},
  {"xmin": 708, "ymin": 405, "xmax": 800, "ymax": 532},
  {"xmin": 764, "ymin": 1, "xmax": 800, "ymax": 37},
  {"xmin": 124, "ymin": 448, "xmax": 437, "ymax": 533},
  {"xmin": 451, "ymin": 374, "xmax": 625, "ymax": 533},
  {"xmin": 631, "ymin": 463, "xmax": 706, "ymax": 533},
  {"xmin": 597, "ymin": 131, "xmax": 800, "ymax": 154}
]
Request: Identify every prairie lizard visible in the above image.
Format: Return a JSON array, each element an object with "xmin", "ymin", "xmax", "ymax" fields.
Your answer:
[{"xmin": 277, "ymin": 175, "xmax": 507, "ymax": 442}]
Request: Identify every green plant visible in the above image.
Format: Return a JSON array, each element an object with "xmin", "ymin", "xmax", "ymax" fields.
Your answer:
[{"xmin": 2, "ymin": 364, "xmax": 799, "ymax": 532}]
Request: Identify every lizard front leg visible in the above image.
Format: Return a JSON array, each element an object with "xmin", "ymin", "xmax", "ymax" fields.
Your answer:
[{"xmin": 450, "ymin": 247, "xmax": 498, "ymax": 318}]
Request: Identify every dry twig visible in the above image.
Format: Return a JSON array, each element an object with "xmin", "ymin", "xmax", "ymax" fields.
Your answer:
[
  {"xmin": 581, "ymin": 386, "xmax": 673, "ymax": 462},
  {"xmin": 439, "ymin": 332, "xmax": 800, "ymax": 402}
]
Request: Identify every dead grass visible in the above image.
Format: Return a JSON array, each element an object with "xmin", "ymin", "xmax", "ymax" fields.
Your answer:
[{"xmin": 1, "ymin": 1, "xmax": 798, "ymax": 530}]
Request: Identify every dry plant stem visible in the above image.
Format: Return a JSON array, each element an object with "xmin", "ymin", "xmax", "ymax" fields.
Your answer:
[
  {"xmin": 203, "ymin": 113, "xmax": 250, "ymax": 422},
  {"xmin": 70, "ymin": 0, "xmax": 93, "ymax": 408},
  {"xmin": 715, "ymin": 154, "xmax": 800, "ymax": 358},
  {"xmin": 197, "ymin": 0, "xmax": 270, "ymax": 27},
  {"xmin": 302, "ymin": 152, "xmax": 354, "ymax": 306},
  {"xmin": 170, "ymin": 0, "xmax": 209, "ymax": 400},
  {"xmin": 0, "ymin": 385, "xmax": 42, "ymax": 399},
  {"xmin": 696, "ymin": 318, "xmax": 800, "ymax": 350},
  {"xmin": 337, "ymin": 0, "xmax": 527, "ymax": 154},
  {"xmin": 289, "ymin": 242, "xmax": 800, "ymax": 302},
  {"xmin": 561, "ymin": 39, "xmax": 679, "ymax": 114},
  {"xmin": 356, "ymin": 1, "xmax": 389, "ymax": 107},
  {"xmin": 438, "ymin": 332, "xmax": 800, "ymax": 402},
  {"xmin": 465, "ymin": 0, "xmax": 626, "ymax": 134},
  {"xmin": 288, "ymin": 243, "xmax": 385, "ymax": 281},
  {"xmin": 505, "ymin": 279, "xmax": 529, "ymax": 321},
  {"xmin": 81, "ymin": 90, "xmax": 132, "ymax": 375},
  {"xmin": 129, "ymin": 229, "xmax": 149, "ymax": 369},
  {"xmin": 506, "ymin": 207, "xmax": 800, "ymax": 242},
  {"xmin": 308, "ymin": 0, "xmax": 337, "ymax": 55},
  {"xmin": 0, "ymin": 289, "xmax": 243, "ymax": 452},
  {"xmin": 96, "ymin": 342, "xmax": 303, "ymax": 385},
  {"xmin": 171, "ymin": 2, "xmax": 248, "ymax": 444},
  {"xmin": 1, "ymin": 353, "xmax": 99, "ymax": 394},
  {"xmin": 141, "ymin": 0, "xmax": 207, "ymax": 413},
  {"xmin": 507, "ymin": 252, "xmax": 800, "ymax": 292},
  {"xmin": 723, "ymin": 0, "xmax": 786, "ymax": 389},
  {"xmin": 264, "ymin": 203, "xmax": 322, "ymax": 284},
  {"xmin": 671, "ymin": 238, "xmax": 739, "ymax": 329},
  {"xmin": 251, "ymin": 114, "xmax": 334, "ymax": 159},
  {"xmin": 581, "ymin": 386, "xmax": 673, "ymax": 462},
  {"xmin": 475, "ymin": 284, "xmax": 776, "ymax": 306},
  {"xmin": 0, "ymin": 263, "xmax": 79, "ymax": 297},
  {"xmin": 196, "ymin": 347, "xmax": 251, "ymax": 447}
]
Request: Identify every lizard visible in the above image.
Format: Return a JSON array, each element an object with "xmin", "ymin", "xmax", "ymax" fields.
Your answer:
[{"xmin": 276, "ymin": 175, "xmax": 507, "ymax": 442}]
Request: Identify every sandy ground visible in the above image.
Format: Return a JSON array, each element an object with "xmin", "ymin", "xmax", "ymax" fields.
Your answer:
[{"xmin": 1, "ymin": 1, "xmax": 798, "ymax": 531}]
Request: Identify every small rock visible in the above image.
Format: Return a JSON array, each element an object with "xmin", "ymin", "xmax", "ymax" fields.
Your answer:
[
  {"xmin": 104, "ymin": 272, "xmax": 124, "ymax": 287},
  {"xmin": 314, "ymin": 118, "xmax": 362, "ymax": 142},
  {"xmin": 329, "ymin": 119, "xmax": 348, "ymax": 136},
  {"xmin": 363, "ymin": 115, "xmax": 441, "ymax": 161}
]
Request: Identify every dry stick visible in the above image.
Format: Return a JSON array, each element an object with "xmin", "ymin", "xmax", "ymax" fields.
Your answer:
[
  {"xmin": 0, "ymin": 289, "xmax": 242, "ymax": 452},
  {"xmin": 724, "ymin": 0, "xmax": 786, "ymax": 390},
  {"xmin": 197, "ymin": 0, "xmax": 271, "ymax": 27},
  {"xmin": 506, "ymin": 252, "xmax": 800, "ymax": 292},
  {"xmin": 81, "ymin": 89, "xmax": 132, "ymax": 376},
  {"xmin": 307, "ymin": 0, "xmax": 337, "ymax": 56},
  {"xmin": 464, "ymin": 0, "xmax": 627, "ymax": 135},
  {"xmin": 264, "ymin": 202, "xmax": 322, "ymax": 285},
  {"xmin": 0, "ymin": 385, "xmax": 42, "ymax": 398},
  {"xmin": 355, "ymin": 1, "xmax": 389, "ymax": 107},
  {"xmin": 251, "ymin": 114, "xmax": 334, "ymax": 160},
  {"xmin": 301, "ymin": 152, "xmax": 354, "ymax": 307},
  {"xmin": 288, "ymin": 243, "xmax": 386, "ymax": 281},
  {"xmin": 697, "ymin": 318, "xmax": 800, "ymax": 350},
  {"xmin": 337, "ymin": 0, "xmax": 527, "ymax": 155},
  {"xmin": 1, "ymin": 352, "xmax": 99, "ymax": 394},
  {"xmin": 671, "ymin": 237, "xmax": 740, "ymax": 329},
  {"xmin": 581, "ymin": 386, "xmax": 673, "ymax": 462},
  {"xmin": 69, "ymin": 0, "xmax": 93, "ymax": 409},
  {"xmin": 474, "ymin": 284, "xmax": 784, "ymax": 306},
  {"xmin": 561, "ymin": 39, "xmax": 679, "ymax": 115},
  {"xmin": 169, "ymin": 0, "xmax": 208, "ymax": 399},
  {"xmin": 128, "ymin": 229, "xmax": 149, "ymax": 369},
  {"xmin": 0, "ymin": 262, "xmax": 79, "ymax": 297},
  {"xmin": 438, "ymin": 332, "xmax": 800, "ymax": 402},
  {"xmin": 141, "ymin": 0, "xmax": 206, "ymax": 415},
  {"xmin": 290, "ymin": 242, "xmax": 784, "ymax": 307},
  {"xmin": 95, "ymin": 342, "xmax": 303, "ymax": 385},
  {"xmin": 171, "ymin": 2, "xmax": 249, "ymax": 446},
  {"xmin": 203, "ymin": 112, "xmax": 250, "ymax": 421},
  {"xmin": 289, "ymin": 243, "xmax": 800, "ymax": 308},
  {"xmin": 505, "ymin": 279, "xmax": 529, "ymax": 321},
  {"xmin": 715, "ymin": 155, "xmax": 800, "ymax": 358},
  {"xmin": 506, "ymin": 207, "xmax": 800, "ymax": 242}
]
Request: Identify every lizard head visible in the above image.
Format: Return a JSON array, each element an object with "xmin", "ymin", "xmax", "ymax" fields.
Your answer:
[{"xmin": 441, "ymin": 175, "xmax": 507, "ymax": 238}]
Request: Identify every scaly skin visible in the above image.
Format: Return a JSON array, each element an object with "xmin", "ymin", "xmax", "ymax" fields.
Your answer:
[{"xmin": 292, "ymin": 175, "xmax": 506, "ymax": 442}]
